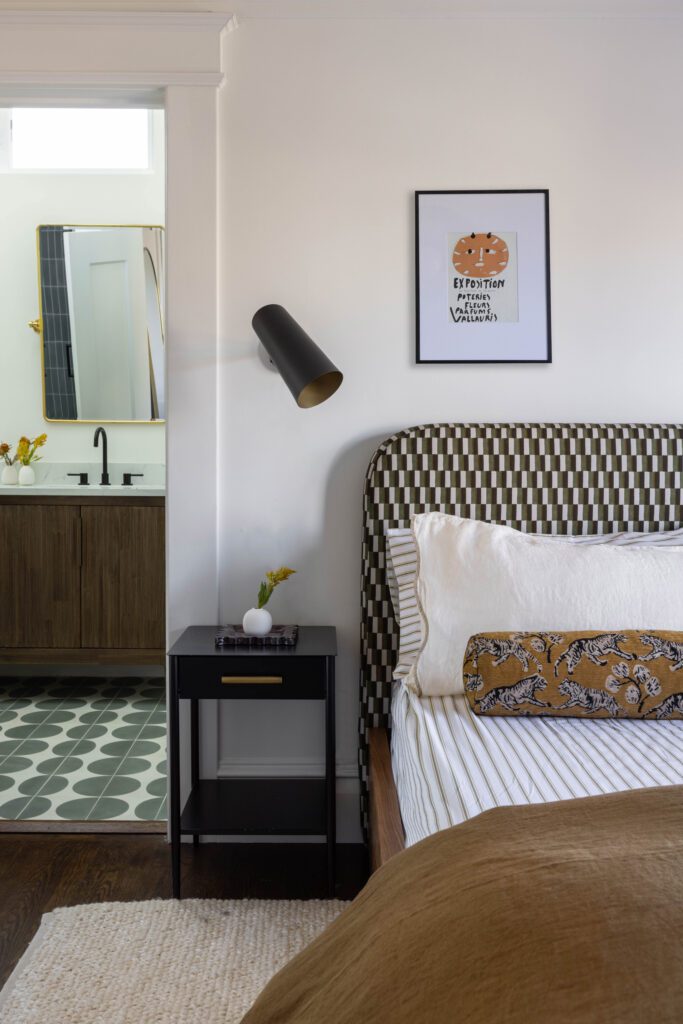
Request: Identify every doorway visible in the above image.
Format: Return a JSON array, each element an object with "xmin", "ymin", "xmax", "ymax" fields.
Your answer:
[{"xmin": 0, "ymin": 104, "xmax": 167, "ymax": 830}]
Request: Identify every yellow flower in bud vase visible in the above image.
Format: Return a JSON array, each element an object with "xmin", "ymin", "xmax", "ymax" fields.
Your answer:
[
  {"xmin": 266, "ymin": 567, "xmax": 296, "ymax": 588},
  {"xmin": 16, "ymin": 438, "xmax": 30, "ymax": 464},
  {"xmin": 16, "ymin": 434, "xmax": 48, "ymax": 466},
  {"xmin": 257, "ymin": 566, "xmax": 297, "ymax": 609}
]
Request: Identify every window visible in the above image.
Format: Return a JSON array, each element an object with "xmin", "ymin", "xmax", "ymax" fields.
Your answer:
[{"xmin": 5, "ymin": 108, "xmax": 151, "ymax": 172}]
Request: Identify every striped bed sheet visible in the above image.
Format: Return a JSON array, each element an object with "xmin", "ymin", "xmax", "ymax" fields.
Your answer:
[{"xmin": 391, "ymin": 681, "xmax": 683, "ymax": 847}]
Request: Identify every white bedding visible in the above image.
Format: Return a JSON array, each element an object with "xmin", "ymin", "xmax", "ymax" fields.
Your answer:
[{"xmin": 391, "ymin": 681, "xmax": 683, "ymax": 847}]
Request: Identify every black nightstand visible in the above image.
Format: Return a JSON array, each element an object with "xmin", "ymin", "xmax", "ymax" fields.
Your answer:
[{"xmin": 168, "ymin": 626, "xmax": 337, "ymax": 898}]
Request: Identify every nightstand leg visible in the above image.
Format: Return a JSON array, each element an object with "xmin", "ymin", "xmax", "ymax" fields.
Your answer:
[
  {"xmin": 169, "ymin": 658, "xmax": 181, "ymax": 898},
  {"xmin": 325, "ymin": 657, "xmax": 336, "ymax": 897},
  {"xmin": 191, "ymin": 699, "xmax": 199, "ymax": 847}
]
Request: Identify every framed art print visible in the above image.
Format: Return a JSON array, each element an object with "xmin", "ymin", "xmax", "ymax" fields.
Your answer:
[{"xmin": 415, "ymin": 189, "xmax": 551, "ymax": 363}]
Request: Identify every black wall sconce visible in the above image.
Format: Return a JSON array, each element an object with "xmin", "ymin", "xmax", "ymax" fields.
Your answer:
[{"xmin": 252, "ymin": 304, "xmax": 343, "ymax": 409}]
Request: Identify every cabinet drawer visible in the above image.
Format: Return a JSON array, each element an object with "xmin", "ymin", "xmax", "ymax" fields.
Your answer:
[{"xmin": 176, "ymin": 656, "xmax": 328, "ymax": 699}]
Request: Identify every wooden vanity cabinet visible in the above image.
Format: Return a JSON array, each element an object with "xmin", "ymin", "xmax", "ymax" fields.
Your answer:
[
  {"xmin": 0, "ymin": 495, "xmax": 165, "ymax": 664},
  {"xmin": 81, "ymin": 505, "xmax": 165, "ymax": 651},
  {"xmin": 0, "ymin": 504, "xmax": 81, "ymax": 649}
]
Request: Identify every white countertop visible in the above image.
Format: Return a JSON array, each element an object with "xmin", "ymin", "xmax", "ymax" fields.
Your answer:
[
  {"xmin": 0, "ymin": 483, "xmax": 165, "ymax": 497},
  {"xmin": 0, "ymin": 462, "xmax": 165, "ymax": 498}
]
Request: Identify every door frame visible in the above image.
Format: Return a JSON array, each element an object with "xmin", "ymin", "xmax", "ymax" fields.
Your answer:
[{"xmin": 0, "ymin": 8, "xmax": 231, "ymax": 828}]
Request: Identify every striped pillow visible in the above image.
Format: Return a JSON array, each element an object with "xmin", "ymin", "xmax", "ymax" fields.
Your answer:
[
  {"xmin": 385, "ymin": 523, "xmax": 683, "ymax": 682},
  {"xmin": 385, "ymin": 528, "xmax": 421, "ymax": 678}
]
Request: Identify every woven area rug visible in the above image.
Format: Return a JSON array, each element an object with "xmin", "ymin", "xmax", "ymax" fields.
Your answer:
[{"xmin": 0, "ymin": 899, "xmax": 345, "ymax": 1023}]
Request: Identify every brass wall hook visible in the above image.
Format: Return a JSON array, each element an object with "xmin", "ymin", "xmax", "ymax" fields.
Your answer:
[{"xmin": 28, "ymin": 318, "xmax": 41, "ymax": 334}]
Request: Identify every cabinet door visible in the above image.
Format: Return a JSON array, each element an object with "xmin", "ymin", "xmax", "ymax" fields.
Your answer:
[
  {"xmin": 81, "ymin": 505, "xmax": 165, "ymax": 650},
  {"xmin": 0, "ymin": 504, "xmax": 81, "ymax": 648}
]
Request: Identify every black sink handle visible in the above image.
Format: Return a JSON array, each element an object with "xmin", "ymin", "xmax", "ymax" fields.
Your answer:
[
  {"xmin": 122, "ymin": 472, "xmax": 144, "ymax": 487},
  {"xmin": 67, "ymin": 472, "xmax": 89, "ymax": 486}
]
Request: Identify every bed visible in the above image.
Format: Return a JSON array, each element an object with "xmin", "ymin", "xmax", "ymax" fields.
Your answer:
[{"xmin": 361, "ymin": 422, "xmax": 683, "ymax": 868}]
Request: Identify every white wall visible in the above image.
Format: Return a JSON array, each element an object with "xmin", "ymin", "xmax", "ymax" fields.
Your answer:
[
  {"xmin": 0, "ymin": 110, "xmax": 165, "ymax": 465},
  {"xmin": 218, "ymin": 14, "xmax": 683, "ymax": 839}
]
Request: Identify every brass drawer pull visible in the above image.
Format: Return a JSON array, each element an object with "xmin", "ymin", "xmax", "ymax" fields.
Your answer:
[{"xmin": 220, "ymin": 675, "xmax": 283, "ymax": 685}]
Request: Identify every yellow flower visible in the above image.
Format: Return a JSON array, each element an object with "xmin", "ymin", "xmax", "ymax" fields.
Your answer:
[
  {"xmin": 16, "ymin": 438, "xmax": 29, "ymax": 461},
  {"xmin": 266, "ymin": 567, "xmax": 296, "ymax": 587},
  {"xmin": 34, "ymin": 433, "xmax": 47, "ymax": 448},
  {"xmin": 257, "ymin": 566, "xmax": 296, "ymax": 609}
]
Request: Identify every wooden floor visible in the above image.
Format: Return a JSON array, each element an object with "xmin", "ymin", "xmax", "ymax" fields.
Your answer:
[{"xmin": 0, "ymin": 836, "xmax": 368, "ymax": 991}]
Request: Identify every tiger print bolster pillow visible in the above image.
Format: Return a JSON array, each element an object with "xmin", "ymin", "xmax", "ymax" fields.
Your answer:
[{"xmin": 464, "ymin": 631, "xmax": 683, "ymax": 719}]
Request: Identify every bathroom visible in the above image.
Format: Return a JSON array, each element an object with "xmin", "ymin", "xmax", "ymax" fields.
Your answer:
[{"xmin": 0, "ymin": 106, "xmax": 167, "ymax": 828}]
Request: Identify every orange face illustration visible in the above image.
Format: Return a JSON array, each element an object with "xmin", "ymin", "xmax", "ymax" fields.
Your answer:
[{"xmin": 452, "ymin": 232, "xmax": 509, "ymax": 278}]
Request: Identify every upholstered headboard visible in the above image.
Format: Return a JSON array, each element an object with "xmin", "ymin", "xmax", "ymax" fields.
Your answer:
[{"xmin": 359, "ymin": 422, "xmax": 683, "ymax": 828}]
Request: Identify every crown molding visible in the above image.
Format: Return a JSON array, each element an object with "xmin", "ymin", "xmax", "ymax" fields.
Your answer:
[
  {"xmin": 0, "ymin": 70, "xmax": 224, "ymax": 85},
  {"xmin": 0, "ymin": 9, "xmax": 234, "ymax": 91},
  {"xmin": 230, "ymin": 0, "xmax": 683, "ymax": 16},
  {"xmin": 0, "ymin": 0, "xmax": 679, "ymax": 17},
  {"xmin": 0, "ymin": 0, "xmax": 233, "ymax": 11},
  {"xmin": 0, "ymin": 10, "xmax": 235, "ymax": 28}
]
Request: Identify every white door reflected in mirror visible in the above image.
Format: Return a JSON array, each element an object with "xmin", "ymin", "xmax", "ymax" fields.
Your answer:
[{"xmin": 37, "ymin": 225, "xmax": 165, "ymax": 423}]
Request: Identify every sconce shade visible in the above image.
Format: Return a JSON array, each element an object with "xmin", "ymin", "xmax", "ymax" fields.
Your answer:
[{"xmin": 252, "ymin": 304, "xmax": 343, "ymax": 409}]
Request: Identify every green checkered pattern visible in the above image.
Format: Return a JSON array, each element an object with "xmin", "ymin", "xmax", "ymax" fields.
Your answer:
[{"xmin": 359, "ymin": 422, "xmax": 683, "ymax": 831}]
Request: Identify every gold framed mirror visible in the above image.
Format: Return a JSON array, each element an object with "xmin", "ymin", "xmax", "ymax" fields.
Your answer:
[{"xmin": 34, "ymin": 224, "xmax": 165, "ymax": 424}]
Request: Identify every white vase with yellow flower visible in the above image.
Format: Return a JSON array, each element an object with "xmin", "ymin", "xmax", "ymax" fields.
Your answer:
[
  {"xmin": 242, "ymin": 566, "xmax": 296, "ymax": 636},
  {"xmin": 1, "ymin": 442, "xmax": 19, "ymax": 485},
  {"xmin": 16, "ymin": 434, "xmax": 47, "ymax": 487}
]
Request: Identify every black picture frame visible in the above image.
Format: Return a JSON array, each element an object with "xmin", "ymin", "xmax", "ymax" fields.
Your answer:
[{"xmin": 415, "ymin": 189, "xmax": 552, "ymax": 364}]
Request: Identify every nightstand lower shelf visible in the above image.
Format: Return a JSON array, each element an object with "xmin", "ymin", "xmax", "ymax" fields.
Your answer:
[{"xmin": 180, "ymin": 779, "xmax": 327, "ymax": 836}]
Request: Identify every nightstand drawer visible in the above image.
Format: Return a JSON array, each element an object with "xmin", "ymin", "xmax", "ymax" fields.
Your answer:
[{"xmin": 176, "ymin": 656, "xmax": 328, "ymax": 699}]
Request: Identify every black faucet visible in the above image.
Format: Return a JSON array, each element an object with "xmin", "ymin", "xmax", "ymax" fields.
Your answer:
[{"xmin": 93, "ymin": 427, "xmax": 110, "ymax": 486}]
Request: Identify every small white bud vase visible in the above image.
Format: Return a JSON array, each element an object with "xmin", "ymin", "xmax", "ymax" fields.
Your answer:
[
  {"xmin": 242, "ymin": 607, "xmax": 273, "ymax": 636},
  {"xmin": 18, "ymin": 465, "xmax": 36, "ymax": 487},
  {"xmin": 1, "ymin": 464, "xmax": 18, "ymax": 485}
]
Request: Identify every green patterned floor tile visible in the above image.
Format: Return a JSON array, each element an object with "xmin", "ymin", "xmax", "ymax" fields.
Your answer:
[
  {"xmin": 101, "ymin": 739, "xmax": 160, "ymax": 757},
  {"xmin": 19, "ymin": 776, "xmax": 69, "ymax": 797},
  {"xmin": 135, "ymin": 796, "xmax": 166, "ymax": 820},
  {"xmin": 73, "ymin": 777, "xmax": 141, "ymax": 797},
  {"xmin": 65, "ymin": 724, "xmax": 109, "ymax": 740},
  {"xmin": 56, "ymin": 796, "xmax": 129, "ymax": 820},
  {"xmin": 21, "ymin": 710, "xmax": 77, "ymax": 724},
  {"xmin": 35, "ymin": 698, "xmax": 87, "ymax": 710},
  {"xmin": 0, "ymin": 796, "xmax": 52, "ymax": 818},
  {"xmin": 4, "ymin": 724, "xmax": 63, "ymax": 739},
  {"xmin": 112, "ymin": 725, "xmax": 166, "ymax": 740},
  {"xmin": 78, "ymin": 710, "xmax": 118, "ymax": 724},
  {"xmin": 146, "ymin": 777, "xmax": 167, "ymax": 797},
  {"xmin": 52, "ymin": 739, "xmax": 97, "ymax": 757},
  {"xmin": 123, "ymin": 711, "xmax": 166, "ymax": 726},
  {"xmin": 0, "ymin": 756, "xmax": 35, "ymax": 773},
  {"xmin": 88, "ymin": 756, "xmax": 152, "ymax": 777},
  {"xmin": 36, "ymin": 756, "xmax": 83, "ymax": 775},
  {"xmin": 0, "ymin": 677, "xmax": 166, "ymax": 822},
  {"xmin": 0, "ymin": 739, "xmax": 49, "ymax": 757}
]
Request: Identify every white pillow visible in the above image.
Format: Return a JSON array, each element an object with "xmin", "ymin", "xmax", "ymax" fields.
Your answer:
[
  {"xmin": 386, "ymin": 522, "xmax": 683, "ymax": 682},
  {"xmin": 406, "ymin": 514, "xmax": 683, "ymax": 697}
]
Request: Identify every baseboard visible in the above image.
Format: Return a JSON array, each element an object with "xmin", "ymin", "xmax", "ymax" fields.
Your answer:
[
  {"xmin": 217, "ymin": 756, "xmax": 358, "ymax": 778},
  {"xmin": 0, "ymin": 649, "xmax": 164, "ymax": 667},
  {"xmin": 0, "ymin": 663, "xmax": 165, "ymax": 678},
  {"xmin": 0, "ymin": 820, "xmax": 166, "ymax": 834}
]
